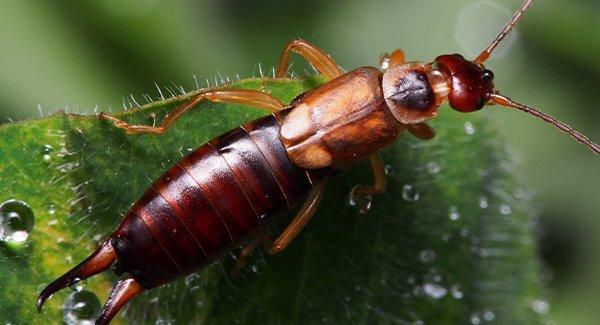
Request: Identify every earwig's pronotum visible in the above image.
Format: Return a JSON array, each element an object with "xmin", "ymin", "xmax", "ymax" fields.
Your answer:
[{"xmin": 37, "ymin": 0, "xmax": 599, "ymax": 323}]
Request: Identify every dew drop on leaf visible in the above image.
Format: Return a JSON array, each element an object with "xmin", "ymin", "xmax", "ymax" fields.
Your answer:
[
  {"xmin": 499, "ymin": 204, "xmax": 512, "ymax": 215},
  {"xmin": 464, "ymin": 122, "xmax": 476, "ymax": 135},
  {"xmin": 423, "ymin": 283, "xmax": 447, "ymax": 299},
  {"xmin": 426, "ymin": 161, "xmax": 440, "ymax": 174},
  {"xmin": 449, "ymin": 206, "xmax": 460, "ymax": 221},
  {"xmin": 0, "ymin": 200, "xmax": 35, "ymax": 245},
  {"xmin": 70, "ymin": 278, "xmax": 86, "ymax": 292},
  {"xmin": 419, "ymin": 250, "xmax": 437, "ymax": 264},
  {"xmin": 478, "ymin": 196, "xmax": 489, "ymax": 209},
  {"xmin": 531, "ymin": 299, "xmax": 550, "ymax": 314},
  {"xmin": 401, "ymin": 184, "xmax": 420, "ymax": 202},
  {"xmin": 451, "ymin": 284, "xmax": 464, "ymax": 299},
  {"xmin": 483, "ymin": 310, "xmax": 495, "ymax": 321},
  {"xmin": 62, "ymin": 290, "xmax": 101, "ymax": 325},
  {"xmin": 470, "ymin": 313, "xmax": 481, "ymax": 325}
]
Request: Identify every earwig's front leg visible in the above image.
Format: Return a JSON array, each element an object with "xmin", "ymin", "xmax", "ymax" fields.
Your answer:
[
  {"xmin": 268, "ymin": 180, "xmax": 327, "ymax": 255},
  {"xmin": 380, "ymin": 49, "xmax": 405, "ymax": 69},
  {"xmin": 350, "ymin": 152, "xmax": 386, "ymax": 214},
  {"xmin": 275, "ymin": 39, "xmax": 342, "ymax": 79},
  {"xmin": 100, "ymin": 89, "xmax": 286, "ymax": 135}
]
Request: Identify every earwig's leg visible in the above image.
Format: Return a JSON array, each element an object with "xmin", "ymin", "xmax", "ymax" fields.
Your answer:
[
  {"xmin": 268, "ymin": 180, "xmax": 327, "ymax": 255},
  {"xmin": 389, "ymin": 49, "xmax": 406, "ymax": 67},
  {"xmin": 275, "ymin": 39, "xmax": 342, "ymax": 79},
  {"xmin": 100, "ymin": 89, "xmax": 286, "ymax": 135},
  {"xmin": 230, "ymin": 234, "xmax": 265, "ymax": 277},
  {"xmin": 350, "ymin": 152, "xmax": 386, "ymax": 213},
  {"xmin": 96, "ymin": 278, "xmax": 144, "ymax": 325},
  {"xmin": 407, "ymin": 122, "xmax": 436, "ymax": 140},
  {"xmin": 380, "ymin": 49, "xmax": 406, "ymax": 70},
  {"xmin": 37, "ymin": 240, "xmax": 116, "ymax": 312}
]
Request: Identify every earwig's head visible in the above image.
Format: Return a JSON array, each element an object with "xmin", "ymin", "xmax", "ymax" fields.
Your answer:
[{"xmin": 434, "ymin": 54, "xmax": 495, "ymax": 112}]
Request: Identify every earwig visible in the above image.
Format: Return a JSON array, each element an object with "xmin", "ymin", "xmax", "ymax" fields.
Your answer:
[{"xmin": 37, "ymin": 0, "xmax": 599, "ymax": 323}]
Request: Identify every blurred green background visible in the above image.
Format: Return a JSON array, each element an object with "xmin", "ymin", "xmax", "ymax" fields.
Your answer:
[{"xmin": 0, "ymin": 0, "xmax": 597, "ymax": 323}]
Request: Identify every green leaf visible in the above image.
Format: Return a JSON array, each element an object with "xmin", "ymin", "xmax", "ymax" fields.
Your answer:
[{"xmin": 0, "ymin": 77, "xmax": 543, "ymax": 324}]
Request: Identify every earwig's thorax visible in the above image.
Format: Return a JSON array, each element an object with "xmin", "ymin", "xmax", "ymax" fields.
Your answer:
[
  {"xmin": 434, "ymin": 54, "xmax": 495, "ymax": 112},
  {"xmin": 382, "ymin": 62, "xmax": 451, "ymax": 124}
]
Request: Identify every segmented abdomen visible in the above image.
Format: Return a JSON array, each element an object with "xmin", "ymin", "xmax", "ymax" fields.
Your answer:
[{"xmin": 111, "ymin": 112, "xmax": 330, "ymax": 288}]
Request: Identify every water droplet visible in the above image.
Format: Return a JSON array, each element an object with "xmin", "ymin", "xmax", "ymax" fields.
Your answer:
[
  {"xmin": 419, "ymin": 250, "xmax": 437, "ymax": 264},
  {"xmin": 43, "ymin": 154, "xmax": 52, "ymax": 162},
  {"xmin": 531, "ymin": 299, "xmax": 549, "ymax": 314},
  {"xmin": 483, "ymin": 310, "xmax": 495, "ymax": 321},
  {"xmin": 499, "ymin": 204, "xmax": 512, "ymax": 215},
  {"xmin": 460, "ymin": 228, "xmax": 469, "ymax": 237},
  {"xmin": 48, "ymin": 205, "xmax": 56, "ymax": 215},
  {"xmin": 470, "ymin": 313, "xmax": 481, "ymax": 325},
  {"xmin": 41, "ymin": 144, "xmax": 53, "ymax": 154},
  {"xmin": 449, "ymin": 206, "xmax": 460, "ymax": 221},
  {"xmin": 384, "ymin": 164, "xmax": 395, "ymax": 175},
  {"xmin": 349, "ymin": 186, "xmax": 373, "ymax": 214},
  {"xmin": 379, "ymin": 52, "xmax": 390, "ymax": 70},
  {"xmin": 426, "ymin": 161, "xmax": 440, "ymax": 174},
  {"xmin": 464, "ymin": 121, "xmax": 476, "ymax": 135},
  {"xmin": 70, "ymin": 278, "xmax": 85, "ymax": 292},
  {"xmin": 478, "ymin": 196, "xmax": 489, "ymax": 209},
  {"xmin": 62, "ymin": 290, "xmax": 101, "ymax": 325},
  {"xmin": 423, "ymin": 283, "xmax": 447, "ymax": 299},
  {"xmin": 0, "ymin": 200, "xmax": 35, "ymax": 245},
  {"xmin": 401, "ymin": 184, "xmax": 420, "ymax": 202},
  {"xmin": 451, "ymin": 284, "xmax": 464, "ymax": 299}
]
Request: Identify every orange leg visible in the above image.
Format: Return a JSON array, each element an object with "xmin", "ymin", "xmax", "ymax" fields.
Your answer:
[
  {"xmin": 350, "ymin": 152, "xmax": 386, "ymax": 214},
  {"xmin": 275, "ymin": 39, "xmax": 342, "ymax": 80},
  {"xmin": 231, "ymin": 233, "xmax": 272, "ymax": 276},
  {"xmin": 100, "ymin": 88, "xmax": 286, "ymax": 135},
  {"xmin": 407, "ymin": 122, "xmax": 436, "ymax": 140},
  {"xmin": 268, "ymin": 180, "xmax": 328, "ymax": 254},
  {"xmin": 379, "ymin": 49, "xmax": 406, "ymax": 70}
]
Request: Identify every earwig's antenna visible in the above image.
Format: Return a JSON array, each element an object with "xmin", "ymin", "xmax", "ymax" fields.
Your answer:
[
  {"xmin": 474, "ymin": 0, "xmax": 535, "ymax": 64},
  {"xmin": 489, "ymin": 93, "xmax": 600, "ymax": 154}
]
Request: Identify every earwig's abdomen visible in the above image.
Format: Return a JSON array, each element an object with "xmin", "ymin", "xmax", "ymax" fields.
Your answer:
[{"xmin": 111, "ymin": 113, "xmax": 329, "ymax": 289}]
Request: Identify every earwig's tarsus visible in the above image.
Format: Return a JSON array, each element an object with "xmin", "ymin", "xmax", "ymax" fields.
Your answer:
[
  {"xmin": 408, "ymin": 123, "xmax": 436, "ymax": 140},
  {"xmin": 37, "ymin": 240, "xmax": 116, "ymax": 312},
  {"xmin": 475, "ymin": 0, "xmax": 535, "ymax": 64},
  {"xmin": 489, "ymin": 93, "xmax": 600, "ymax": 154},
  {"xmin": 96, "ymin": 278, "xmax": 144, "ymax": 325}
]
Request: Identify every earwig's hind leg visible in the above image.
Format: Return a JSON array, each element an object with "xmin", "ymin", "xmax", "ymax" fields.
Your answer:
[
  {"xmin": 37, "ymin": 240, "xmax": 116, "ymax": 312},
  {"xmin": 407, "ymin": 122, "xmax": 436, "ymax": 140},
  {"xmin": 96, "ymin": 278, "xmax": 144, "ymax": 325},
  {"xmin": 100, "ymin": 88, "xmax": 286, "ymax": 135},
  {"xmin": 350, "ymin": 152, "xmax": 387, "ymax": 214},
  {"xmin": 275, "ymin": 39, "xmax": 342, "ymax": 79},
  {"xmin": 268, "ymin": 180, "xmax": 327, "ymax": 255}
]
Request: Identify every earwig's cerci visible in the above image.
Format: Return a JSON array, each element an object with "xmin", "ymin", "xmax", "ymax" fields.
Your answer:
[{"xmin": 37, "ymin": 0, "xmax": 599, "ymax": 323}]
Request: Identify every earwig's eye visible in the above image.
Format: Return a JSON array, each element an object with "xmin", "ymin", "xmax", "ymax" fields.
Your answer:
[{"xmin": 482, "ymin": 70, "xmax": 494, "ymax": 82}]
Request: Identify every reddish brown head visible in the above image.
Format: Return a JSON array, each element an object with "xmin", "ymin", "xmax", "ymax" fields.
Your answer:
[{"xmin": 434, "ymin": 54, "xmax": 494, "ymax": 112}]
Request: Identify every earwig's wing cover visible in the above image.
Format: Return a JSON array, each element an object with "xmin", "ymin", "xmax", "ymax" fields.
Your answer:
[{"xmin": 1, "ymin": 77, "xmax": 543, "ymax": 324}]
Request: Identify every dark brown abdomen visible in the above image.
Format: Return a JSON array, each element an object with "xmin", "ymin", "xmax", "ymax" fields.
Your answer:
[{"xmin": 111, "ymin": 112, "xmax": 330, "ymax": 289}]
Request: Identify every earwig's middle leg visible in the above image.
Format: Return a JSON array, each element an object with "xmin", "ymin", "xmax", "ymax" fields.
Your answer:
[
  {"xmin": 350, "ymin": 152, "xmax": 386, "ymax": 214},
  {"xmin": 100, "ymin": 88, "xmax": 286, "ymax": 135},
  {"xmin": 268, "ymin": 180, "xmax": 327, "ymax": 255},
  {"xmin": 275, "ymin": 39, "xmax": 342, "ymax": 79}
]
